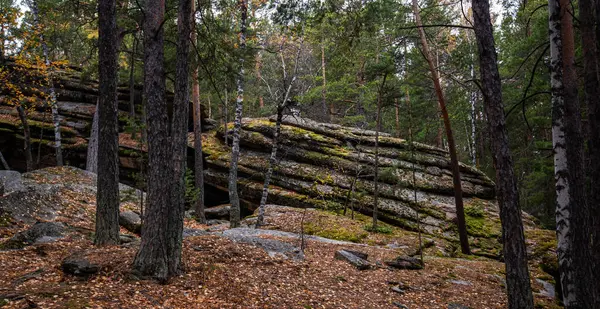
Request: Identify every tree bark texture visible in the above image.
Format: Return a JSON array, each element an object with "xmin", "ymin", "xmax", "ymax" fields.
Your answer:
[
  {"xmin": 472, "ymin": 0, "xmax": 534, "ymax": 307},
  {"xmin": 579, "ymin": 0, "xmax": 600, "ymax": 300},
  {"xmin": 95, "ymin": 0, "xmax": 120, "ymax": 246},
  {"xmin": 412, "ymin": 0, "xmax": 470, "ymax": 254},
  {"xmin": 228, "ymin": 0, "xmax": 247, "ymax": 228},
  {"xmin": 133, "ymin": 0, "xmax": 171, "ymax": 282},
  {"xmin": 165, "ymin": 0, "xmax": 193, "ymax": 276},
  {"xmin": 86, "ymin": 102, "xmax": 99, "ymax": 173}
]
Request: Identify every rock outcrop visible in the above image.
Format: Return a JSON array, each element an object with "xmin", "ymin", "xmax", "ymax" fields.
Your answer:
[
  {"xmin": 194, "ymin": 117, "xmax": 506, "ymax": 244},
  {"xmin": 0, "ymin": 59, "xmax": 212, "ymax": 182}
]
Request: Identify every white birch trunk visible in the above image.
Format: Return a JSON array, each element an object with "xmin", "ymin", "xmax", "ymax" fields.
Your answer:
[
  {"xmin": 548, "ymin": 0, "xmax": 575, "ymax": 305},
  {"xmin": 228, "ymin": 0, "xmax": 247, "ymax": 228}
]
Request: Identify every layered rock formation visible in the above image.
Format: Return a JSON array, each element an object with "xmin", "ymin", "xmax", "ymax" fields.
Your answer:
[
  {"xmin": 0, "ymin": 59, "xmax": 210, "ymax": 180},
  {"xmin": 195, "ymin": 117, "xmax": 508, "ymax": 244}
]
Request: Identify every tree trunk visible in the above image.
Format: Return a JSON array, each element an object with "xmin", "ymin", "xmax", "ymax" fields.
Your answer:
[
  {"xmin": 192, "ymin": 0, "xmax": 206, "ymax": 225},
  {"xmin": 394, "ymin": 98, "xmax": 400, "ymax": 138},
  {"xmin": 16, "ymin": 106, "xmax": 33, "ymax": 172},
  {"xmin": 29, "ymin": 0, "xmax": 63, "ymax": 166},
  {"xmin": 552, "ymin": 0, "xmax": 597, "ymax": 305},
  {"xmin": 133, "ymin": 0, "xmax": 171, "ymax": 282},
  {"xmin": 412, "ymin": 0, "xmax": 470, "ymax": 254},
  {"xmin": 472, "ymin": 0, "xmax": 534, "ymax": 307},
  {"xmin": 166, "ymin": 0, "xmax": 192, "ymax": 276},
  {"xmin": 580, "ymin": 0, "xmax": 600, "ymax": 300},
  {"xmin": 129, "ymin": 34, "xmax": 137, "ymax": 120},
  {"xmin": 86, "ymin": 102, "xmax": 99, "ymax": 173},
  {"xmin": 321, "ymin": 42, "xmax": 329, "ymax": 122},
  {"xmin": 256, "ymin": 106, "xmax": 283, "ymax": 227},
  {"xmin": 95, "ymin": 0, "xmax": 120, "ymax": 246},
  {"xmin": 228, "ymin": 0, "xmax": 247, "ymax": 228},
  {"xmin": 372, "ymin": 76, "xmax": 385, "ymax": 229},
  {"xmin": 469, "ymin": 64, "xmax": 477, "ymax": 166}
]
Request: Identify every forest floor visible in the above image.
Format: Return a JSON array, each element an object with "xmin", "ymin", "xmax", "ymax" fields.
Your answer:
[{"xmin": 0, "ymin": 167, "xmax": 561, "ymax": 309}]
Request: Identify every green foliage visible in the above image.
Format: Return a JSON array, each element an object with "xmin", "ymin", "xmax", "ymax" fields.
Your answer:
[
  {"xmin": 303, "ymin": 221, "xmax": 369, "ymax": 243},
  {"xmin": 185, "ymin": 168, "xmax": 200, "ymax": 205}
]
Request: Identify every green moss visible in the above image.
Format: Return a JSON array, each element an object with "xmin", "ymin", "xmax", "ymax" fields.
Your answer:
[
  {"xmin": 464, "ymin": 204, "xmax": 485, "ymax": 218},
  {"xmin": 379, "ymin": 167, "xmax": 399, "ymax": 184},
  {"xmin": 465, "ymin": 215, "xmax": 500, "ymax": 238},
  {"xmin": 303, "ymin": 221, "xmax": 369, "ymax": 243},
  {"xmin": 364, "ymin": 224, "xmax": 393, "ymax": 234}
]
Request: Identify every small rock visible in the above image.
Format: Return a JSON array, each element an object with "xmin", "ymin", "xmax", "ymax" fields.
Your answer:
[
  {"xmin": 535, "ymin": 278, "xmax": 556, "ymax": 298},
  {"xmin": 61, "ymin": 254, "xmax": 100, "ymax": 277},
  {"xmin": 205, "ymin": 204, "xmax": 231, "ymax": 219},
  {"xmin": 334, "ymin": 249, "xmax": 371, "ymax": 270},
  {"xmin": 182, "ymin": 228, "xmax": 209, "ymax": 238},
  {"xmin": 119, "ymin": 211, "xmax": 142, "ymax": 234},
  {"xmin": 119, "ymin": 234, "xmax": 137, "ymax": 244},
  {"xmin": 2, "ymin": 222, "xmax": 65, "ymax": 249},
  {"xmin": 393, "ymin": 302, "xmax": 409, "ymax": 309},
  {"xmin": 385, "ymin": 256, "xmax": 423, "ymax": 270},
  {"xmin": 391, "ymin": 286, "xmax": 405, "ymax": 295},
  {"xmin": 449, "ymin": 279, "xmax": 472, "ymax": 286}
]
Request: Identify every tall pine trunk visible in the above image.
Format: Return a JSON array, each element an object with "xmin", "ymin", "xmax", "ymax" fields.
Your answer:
[
  {"xmin": 95, "ymin": 0, "xmax": 120, "ymax": 246},
  {"xmin": 166, "ymin": 0, "xmax": 193, "ymax": 276},
  {"xmin": 191, "ymin": 1, "xmax": 206, "ymax": 224},
  {"xmin": 16, "ymin": 106, "xmax": 33, "ymax": 172},
  {"xmin": 580, "ymin": 0, "xmax": 600, "ymax": 300},
  {"xmin": 412, "ymin": 0, "xmax": 470, "ymax": 254},
  {"xmin": 228, "ymin": 0, "xmax": 247, "ymax": 228},
  {"xmin": 86, "ymin": 102, "xmax": 99, "ymax": 173},
  {"xmin": 321, "ymin": 42, "xmax": 329, "ymax": 122},
  {"xmin": 133, "ymin": 0, "xmax": 171, "ymax": 281},
  {"xmin": 472, "ymin": 0, "xmax": 534, "ymax": 307}
]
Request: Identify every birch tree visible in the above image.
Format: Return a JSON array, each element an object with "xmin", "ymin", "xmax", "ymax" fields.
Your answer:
[
  {"xmin": 27, "ymin": 0, "xmax": 62, "ymax": 166},
  {"xmin": 192, "ymin": 0, "xmax": 206, "ymax": 224},
  {"xmin": 550, "ymin": 0, "xmax": 597, "ymax": 305},
  {"xmin": 228, "ymin": 0, "xmax": 248, "ymax": 228},
  {"xmin": 256, "ymin": 37, "xmax": 303, "ymax": 228}
]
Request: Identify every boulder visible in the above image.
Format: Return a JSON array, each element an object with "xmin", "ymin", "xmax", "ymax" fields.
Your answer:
[
  {"xmin": 334, "ymin": 249, "xmax": 371, "ymax": 270},
  {"xmin": 0, "ymin": 170, "xmax": 22, "ymax": 193},
  {"xmin": 2, "ymin": 222, "xmax": 65, "ymax": 249},
  {"xmin": 385, "ymin": 256, "xmax": 423, "ymax": 270},
  {"xmin": 61, "ymin": 254, "xmax": 100, "ymax": 277},
  {"xmin": 119, "ymin": 211, "xmax": 141, "ymax": 234},
  {"xmin": 205, "ymin": 204, "xmax": 231, "ymax": 219},
  {"xmin": 220, "ymin": 228, "xmax": 304, "ymax": 261}
]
